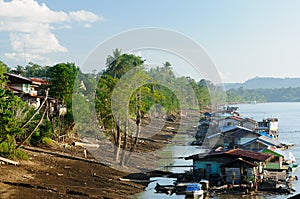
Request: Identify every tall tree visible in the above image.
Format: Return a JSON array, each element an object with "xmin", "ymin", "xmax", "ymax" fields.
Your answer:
[{"xmin": 47, "ymin": 63, "xmax": 79, "ymax": 125}]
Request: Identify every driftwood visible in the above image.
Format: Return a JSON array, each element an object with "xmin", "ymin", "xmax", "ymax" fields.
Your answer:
[
  {"xmin": 73, "ymin": 142, "xmax": 99, "ymax": 148},
  {"xmin": 0, "ymin": 156, "xmax": 19, "ymax": 165}
]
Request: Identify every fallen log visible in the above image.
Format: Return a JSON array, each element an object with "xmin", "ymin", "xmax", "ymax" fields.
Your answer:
[
  {"xmin": 0, "ymin": 156, "xmax": 19, "ymax": 166},
  {"xmin": 73, "ymin": 142, "xmax": 99, "ymax": 148}
]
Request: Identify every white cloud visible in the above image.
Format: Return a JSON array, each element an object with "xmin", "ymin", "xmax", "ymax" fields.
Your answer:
[
  {"xmin": 5, "ymin": 52, "xmax": 51, "ymax": 63},
  {"xmin": 10, "ymin": 30, "xmax": 68, "ymax": 54},
  {"xmin": 0, "ymin": 0, "xmax": 103, "ymax": 63},
  {"xmin": 69, "ymin": 10, "xmax": 101, "ymax": 22}
]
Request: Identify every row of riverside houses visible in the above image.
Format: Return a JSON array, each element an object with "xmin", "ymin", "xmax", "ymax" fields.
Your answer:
[
  {"xmin": 4, "ymin": 73, "xmax": 66, "ymax": 115},
  {"xmin": 4, "ymin": 73, "xmax": 72, "ymax": 142},
  {"xmin": 187, "ymin": 106, "xmax": 297, "ymax": 192}
]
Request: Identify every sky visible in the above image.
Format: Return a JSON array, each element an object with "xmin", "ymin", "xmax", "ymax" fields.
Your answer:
[{"xmin": 1, "ymin": 0, "xmax": 300, "ymax": 83}]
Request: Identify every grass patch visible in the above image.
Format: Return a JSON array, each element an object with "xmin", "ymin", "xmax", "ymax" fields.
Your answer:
[
  {"xmin": 42, "ymin": 137, "xmax": 58, "ymax": 147},
  {"xmin": 9, "ymin": 149, "xmax": 28, "ymax": 160}
]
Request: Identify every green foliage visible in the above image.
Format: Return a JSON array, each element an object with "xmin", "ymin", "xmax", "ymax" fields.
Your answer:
[
  {"xmin": 0, "ymin": 61, "xmax": 8, "ymax": 88},
  {"xmin": 41, "ymin": 137, "xmax": 58, "ymax": 147},
  {"xmin": 0, "ymin": 134, "xmax": 27, "ymax": 160},
  {"xmin": 25, "ymin": 62, "xmax": 47, "ymax": 77},
  {"xmin": 10, "ymin": 149, "xmax": 28, "ymax": 160},
  {"xmin": 0, "ymin": 88, "xmax": 27, "ymax": 139},
  {"xmin": 103, "ymin": 53, "xmax": 145, "ymax": 79},
  {"xmin": 0, "ymin": 51, "xmax": 216, "ymax": 158},
  {"xmin": 47, "ymin": 62, "xmax": 79, "ymax": 124},
  {"xmin": 225, "ymin": 87, "xmax": 300, "ymax": 103},
  {"xmin": 0, "ymin": 135, "xmax": 15, "ymax": 157},
  {"xmin": 9, "ymin": 62, "xmax": 48, "ymax": 78},
  {"xmin": 30, "ymin": 119, "xmax": 54, "ymax": 144},
  {"xmin": 95, "ymin": 74, "xmax": 118, "ymax": 129},
  {"xmin": 12, "ymin": 65, "xmax": 26, "ymax": 76},
  {"xmin": 96, "ymin": 49, "xmax": 213, "ymax": 133}
]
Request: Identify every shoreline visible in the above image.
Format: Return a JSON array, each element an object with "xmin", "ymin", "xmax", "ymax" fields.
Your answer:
[
  {"xmin": 0, "ymin": 146, "xmax": 147, "ymax": 199},
  {"xmin": 0, "ymin": 113, "xmax": 188, "ymax": 199}
]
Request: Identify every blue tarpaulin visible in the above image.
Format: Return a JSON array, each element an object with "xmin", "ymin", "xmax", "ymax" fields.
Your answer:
[{"xmin": 186, "ymin": 183, "xmax": 201, "ymax": 192}]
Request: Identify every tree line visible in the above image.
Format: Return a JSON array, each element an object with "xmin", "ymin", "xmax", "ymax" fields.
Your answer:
[
  {"xmin": 226, "ymin": 87, "xmax": 300, "ymax": 103},
  {"xmin": 0, "ymin": 49, "xmax": 220, "ymax": 161}
]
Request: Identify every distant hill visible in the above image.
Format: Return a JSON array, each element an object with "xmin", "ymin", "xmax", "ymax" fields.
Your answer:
[{"xmin": 224, "ymin": 77, "xmax": 300, "ymax": 90}]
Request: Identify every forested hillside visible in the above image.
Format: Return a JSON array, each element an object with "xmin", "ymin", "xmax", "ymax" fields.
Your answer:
[
  {"xmin": 226, "ymin": 87, "xmax": 300, "ymax": 103},
  {"xmin": 224, "ymin": 77, "xmax": 300, "ymax": 90}
]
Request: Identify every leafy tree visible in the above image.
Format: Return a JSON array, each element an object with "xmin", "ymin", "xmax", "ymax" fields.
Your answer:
[
  {"xmin": 14, "ymin": 65, "xmax": 26, "ymax": 76},
  {"xmin": 0, "ymin": 63, "xmax": 30, "ymax": 158},
  {"xmin": 0, "ymin": 61, "xmax": 8, "ymax": 88},
  {"xmin": 47, "ymin": 62, "xmax": 79, "ymax": 125},
  {"xmin": 25, "ymin": 62, "xmax": 47, "ymax": 78}
]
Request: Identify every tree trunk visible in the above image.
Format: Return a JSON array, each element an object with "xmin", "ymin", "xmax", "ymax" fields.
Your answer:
[
  {"xmin": 114, "ymin": 119, "xmax": 121, "ymax": 162},
  {"xmin": 120, "ymin": 107, "xmax": 128, "ymax": 166},
  {"xmin": 125, "ymin": 109, "xmax": 140, "ymax": 166},
  {"xmin": 125, "ymin": 90, "xmax": 141, "ymax": 166},
  {"xmin": 15, "ymin": 103, "xmax": 48, "ymax": 149}
]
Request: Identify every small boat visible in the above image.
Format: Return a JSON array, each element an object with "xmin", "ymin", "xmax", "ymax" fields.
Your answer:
[
  {"xmin": 155, "ymin": 183, "xmax": 175, "ymax": 195},
  {"xmin": 289, "ymin": 163, "xmax": 298, "ymax": 173}
]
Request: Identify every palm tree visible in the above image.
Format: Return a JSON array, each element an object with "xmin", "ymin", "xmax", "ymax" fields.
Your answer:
[
  {"xmin": 106, "ymin": 48, "xmax": 122, "ymax": 67},
  {"xmin": 106, "ymin": 48, "xmax": 122, "ymax": 78}
]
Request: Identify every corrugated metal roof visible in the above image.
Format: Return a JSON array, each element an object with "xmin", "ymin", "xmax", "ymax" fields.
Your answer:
[
  {"xmin": 30, "ymin": 77, "xmax": 50, "ymax": 85},
  {"xmin": 186, "ymin": 148, "xmax": 272, "ymax": 162},
  {"xmin": 6, "ymin": 73, "xmax": 32, "ymax": 84},
  {"xmin": 262, "ymin": 149, "xmax": 284, "ymax": 157},
  {"xmin": 221, "ymin": 157, "xmax": 257, "ymax": 167},
  {"xmin": 225, "ymin": 149, "xmax": 272, "ymax": 162},
  {"xmin": 242, "ymin": 117, "xmax": 257, "ymax": 124},
  {"xmin": 221, "ymin": 125, "xmax": 239, "ymax": 133},
  {"xmin": 227, "ymin": 128, "xmax": 260, "ymax": 138},
  {"xmin": 258, "ymin": 136, "xmax": 281, "ymax": 146},
  {"xmin": 226, "ymin": 116, "xmax": 243, "ymax": 121}
]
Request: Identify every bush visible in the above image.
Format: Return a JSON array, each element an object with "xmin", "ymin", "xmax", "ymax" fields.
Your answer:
[
  {"xmin": 9, "ymin": 149, "xmax": 28, "ymax": 160},
  {"xmin": 30, "ymin": 119, "xmax": 54, "ymax": 145},
  {"xmin": 0, "ymin": 141, "xmax": 10, "ymax": 157},
  {"xmin": 0, "ymin": 141, "xmax": 28, "ymax": 160},
  {"xmin": 41, "ymin": 137, "xmax": 57, "ymax": 147}
]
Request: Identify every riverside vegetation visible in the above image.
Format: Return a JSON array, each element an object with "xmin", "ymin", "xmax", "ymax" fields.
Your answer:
[
  {"xmin": 0, "ymin": 49, "xmax": 221, "ymax": 162},
  {"xmin": 0, "ymin": 49, "xmax": 221, "ymax": 198}
]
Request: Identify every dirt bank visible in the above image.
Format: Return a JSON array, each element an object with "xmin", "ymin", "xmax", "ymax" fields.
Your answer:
[
  {"xmin": 0, "ymin": 146, "xmax": 146, "ymax": 199},
  {"xmin": 0, "ymin": 109, "xmax": 201, "ymax": 199}
]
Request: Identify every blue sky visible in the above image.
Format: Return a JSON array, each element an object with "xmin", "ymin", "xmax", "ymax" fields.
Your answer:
[{"xmin": 1, "ymin": 0, "xmax": 300, "ymax": 83}]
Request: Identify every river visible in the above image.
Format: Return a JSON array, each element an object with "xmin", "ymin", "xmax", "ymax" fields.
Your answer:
[{"xmin": 133, "ymin": 102, "xmax": 300, "ymax": 199}]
